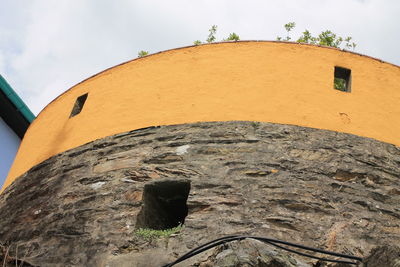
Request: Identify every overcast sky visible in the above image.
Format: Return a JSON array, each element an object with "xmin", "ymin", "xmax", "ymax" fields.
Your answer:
[{"xmin": 1, "ymin": 0, "xmax": 399, "ymax": 115}]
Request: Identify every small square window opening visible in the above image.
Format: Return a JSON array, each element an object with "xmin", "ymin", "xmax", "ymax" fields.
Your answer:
[
  {"xmin": 334, "ymin": 66, "xmax": 351, "ymax": 92},
  {"xmin": 70, "ymin": 93, "xmax": 88, "ymax": 118}
]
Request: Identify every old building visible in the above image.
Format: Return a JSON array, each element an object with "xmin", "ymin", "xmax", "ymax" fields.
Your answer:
[{"xmin": 0, "ymin": 42, "xmax": 399, "ymax": 266}]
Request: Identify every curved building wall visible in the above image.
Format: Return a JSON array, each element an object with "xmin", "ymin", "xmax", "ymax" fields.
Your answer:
[
  {"xmin": 3, "ymin": 41, "xmax": 400, "ymax": 190},
  {"xmin": 0, "ymin": 121, "xmax": 399, "ymax": 265}
]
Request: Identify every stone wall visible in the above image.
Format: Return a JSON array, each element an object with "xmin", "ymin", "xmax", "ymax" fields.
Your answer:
[{"xmin": 0, "ymin": 121, "xmax": 399, "ymax": 266}]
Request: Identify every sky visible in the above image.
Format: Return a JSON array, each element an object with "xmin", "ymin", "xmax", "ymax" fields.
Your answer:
[{"xmin": 1, "ymin": 0, "xmax": 399, "ymax": 115}]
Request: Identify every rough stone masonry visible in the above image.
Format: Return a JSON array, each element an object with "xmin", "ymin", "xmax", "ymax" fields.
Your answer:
[{"xmin": 0, "ymin": 121, "xmax": 399, "ymax": 266}]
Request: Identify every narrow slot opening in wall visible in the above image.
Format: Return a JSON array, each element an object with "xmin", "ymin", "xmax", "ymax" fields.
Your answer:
[
  {"xmin": 334, "ymin": 66, "xmax": 351, "ymax": 92},
  {"xmin": 136, "ymin": 179, "xmax": 190, "ymax": 230},
  {"xmin": 69, "ymin": 93, "xmax": 88, "ymax": 118}
]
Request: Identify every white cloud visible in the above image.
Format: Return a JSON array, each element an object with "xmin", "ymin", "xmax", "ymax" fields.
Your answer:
[{"xmin": 1, "ymin": 0, "xmax": 399, "ymax": 115}]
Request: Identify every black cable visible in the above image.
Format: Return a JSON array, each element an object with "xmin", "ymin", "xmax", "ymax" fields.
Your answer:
[
  {"xmin": 166, "ymin": 235, "xmax": 362, "ymax": 265},
  {"xmin": 168, "ymin": 236, "xmax": 359, "ymax": 266},
  {"xmin": 161, "ymin": 235, "xmax": 363, "ymax": 267},
  {"xmin": 248, "ymin": 236, "xmax": 362, "ymax": 261},
  {"xmin": 162, "ymin": 235, "xmax": 244, "ymax": 267},
  {"xmin": 261, "ymin": 240, "xmax": 358, "ymax": 265}
]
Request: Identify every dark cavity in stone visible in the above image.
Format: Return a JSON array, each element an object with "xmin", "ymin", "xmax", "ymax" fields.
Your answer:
[{"xmin": 135, "ymin": 179, "xmax": 190, "ymax": 230}]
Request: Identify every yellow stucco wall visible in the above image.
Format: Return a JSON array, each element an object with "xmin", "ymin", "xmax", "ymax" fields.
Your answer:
[{"xmin": 2, "ymin": 41, "xmax": 400, "ymax": 191}]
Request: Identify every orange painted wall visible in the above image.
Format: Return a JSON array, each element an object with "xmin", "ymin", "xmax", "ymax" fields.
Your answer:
[{"xmin": 2, "ymin": 41, "xmax": 400, "ymax": 191}]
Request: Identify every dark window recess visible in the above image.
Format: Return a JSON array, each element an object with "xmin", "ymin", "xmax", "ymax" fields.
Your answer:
[
  {"xmin": 69, "ymin": 93, "xmax": 88, "ymax": 117},
  {"xmin": 334, "ymin": 67, "xmax": 351, "ymax": 92},
  {"xmin": 136, "ymin": 179, "xmax": 190, "ymax": 230}
]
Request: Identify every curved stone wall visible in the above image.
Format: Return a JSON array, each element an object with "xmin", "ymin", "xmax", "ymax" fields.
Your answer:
[
  {"xmin": 0, "ymin": 122, "xmax": 399, "ymax": 266},
  {"xmin": 3, "ymin": 41, "xmax": 400, "ymax": 190}
]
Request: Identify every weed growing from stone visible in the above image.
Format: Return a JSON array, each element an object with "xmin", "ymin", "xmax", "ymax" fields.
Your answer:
[
  {"xmin": 134, "ymin": 226, "xmax": 183, "ymax": 240},
  {"xmin": 251, "ymin": 121, "xmax": 260, "ymax": 129}
]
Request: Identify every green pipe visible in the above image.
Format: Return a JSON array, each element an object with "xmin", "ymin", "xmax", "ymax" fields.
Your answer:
[{"xmin": 0, "ymin": 75, "xmax": 35, "ymax": 123}]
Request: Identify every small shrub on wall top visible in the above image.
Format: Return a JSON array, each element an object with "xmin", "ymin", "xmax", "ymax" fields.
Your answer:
[{"xmin": 137, "ymin": 50, "xmax": 149, "ymax": 58}]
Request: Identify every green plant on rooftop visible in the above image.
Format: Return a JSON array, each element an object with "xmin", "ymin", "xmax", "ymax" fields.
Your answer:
[
  {"xmin": 194, "ymin": 25, "xmax": 240, "ymax": 44},
  {"xmin": 206, "ymin": 25, "xmax": 218, "ymax": 43},
  {"xmin": 277, "ymin": 22, "xmax": 357, "ymax": 50},
  {"xmin": 142, "ymin": 22, "xmax": 356, "ymax": 67},
  {"xmin": 193, "ymin": 40, "xmax": 202, "ymax": 45},
  {"xmin": 224, "ymin": 32, "xmax": 240, "ymax": 41},
  {"xmin": 137, "ymin": 50, "xmax": 149, "ymax": 58},
  {"xmin": 277, "ymin": 22, "xmax": 296, "ymax": 41}
]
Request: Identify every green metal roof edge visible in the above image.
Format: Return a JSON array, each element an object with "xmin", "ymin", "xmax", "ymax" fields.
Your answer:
[{"xmin": 0, "ymin": 75, "xmax": 35, "ymax": 123}]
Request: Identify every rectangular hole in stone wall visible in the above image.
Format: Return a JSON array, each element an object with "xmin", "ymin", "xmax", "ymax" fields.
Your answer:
[
  {"xmin": 135, "ymin": 179, "xmax": 191, "ymax": 230},
  {"xmin": 334, "ymin": 66, "xmax": 351, "ymax": 92},
  {"xmin": 69, "ymin": 93, "xmax": 88, "ymax": 118}
]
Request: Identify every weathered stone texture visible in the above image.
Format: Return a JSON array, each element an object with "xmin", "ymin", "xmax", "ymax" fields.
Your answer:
[{"xmin": 0, "ymin": 121, "xmax": 399, "ymax": 266}]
